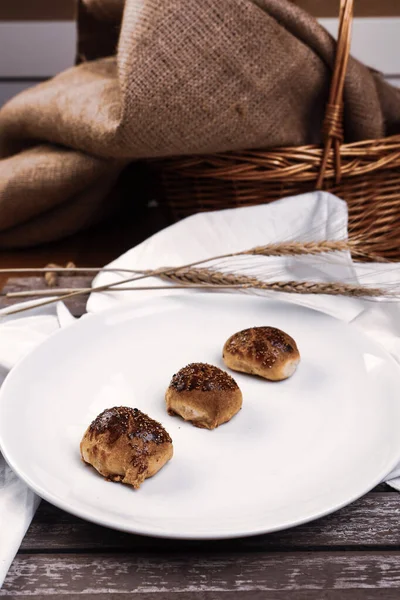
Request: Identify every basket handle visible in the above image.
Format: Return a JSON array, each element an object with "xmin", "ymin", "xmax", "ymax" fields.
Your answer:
[{"xmin": 316, "ymin": 0, "xmax": 354, "ymax": 189}]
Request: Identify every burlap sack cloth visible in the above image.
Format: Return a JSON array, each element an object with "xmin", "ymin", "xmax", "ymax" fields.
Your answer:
[{"xmin": 0, "ymin": 0, "xmax": 399, "ymax": 248}]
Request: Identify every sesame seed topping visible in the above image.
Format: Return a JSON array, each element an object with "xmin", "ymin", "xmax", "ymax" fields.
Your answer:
[
  {"xmin": 89, "ymin": 406, "xmax": 172, "ymax": 445},
  {"xmin": 169, "ymin": 363, "xmax": 239, "ymax": 392},
  {"xmin": 224, "ymin": 327, "xmax": 297, "ymax": 368}
]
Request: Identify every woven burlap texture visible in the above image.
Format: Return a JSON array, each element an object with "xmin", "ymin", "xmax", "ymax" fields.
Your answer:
[{"xmin": 0, "ymin": 0, "xmax": 399, "ymax": 247}]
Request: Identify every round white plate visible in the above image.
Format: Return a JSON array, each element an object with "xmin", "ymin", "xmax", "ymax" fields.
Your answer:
[{"xmin": 1, "ymin": 293, "xmax": 400, "ymax": 539}]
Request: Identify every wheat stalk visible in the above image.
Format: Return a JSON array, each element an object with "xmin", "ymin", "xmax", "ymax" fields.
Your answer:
[
  {"xmin": 0, "ymin": 240, "xmax": 351, "ymax": 313},
  {"xmin": 159, "ymin": 268, "xmax": 385, "ymax": 297},
  {"xmin": 0, "ymin": 266, "xmax": 143, "ymax": 275},
  {"xmin": 0, "ymin": 239, "xmax": 354, "ymax": 280},
  {"xmin": 247, "ymin": 240, "xmax": 350, "ymax": 256},
  {"xmin": 6, "ymin": 283, "xmax": 244, "ymax": 298},
  {"xmin": 0, "ymin": 239, "xmax": 362, "ymax": 282},
  {"xmin": 3, "ymin": 266, "xmax": 387, "ymax": 316},
  {"xmin": 0, "ymin": 239, "xmax": 392, "ymax": 316}
]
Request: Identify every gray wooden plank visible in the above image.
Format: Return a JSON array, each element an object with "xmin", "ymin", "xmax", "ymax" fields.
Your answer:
[
  {"xmin": 2, "ymin": 18, "xmax": 400, "ymax": 79},
  {"xmin": 295, "ymin": 0, "xmax": 400, "ymax": 17},
  {"xmin": 0, "ymin": 22, "xmax": 75, "ymax": 78},
  {"xmin": 0, "ymin": 0, "xmax": 75, "ymax": 21},
  {"xmin": 0, "ymin": 275, "xmax": 92, "ymax": 317},
  {"xmin": 386, "ymin": 77, "xmax": 400, "ymax": 89},
  {"xmin": 1, "ymin": 592, "xmax": 400, "ymax": 600},
  {"xmin": 2, "ymin": 552, "xmax": 400, "ymax": 596},
  {"xmin": 2, "ymin": 0, "xmax": 400, "ymax": 20},
  {"xmin": 20, "ymin": 492, "xmax": 400, "ymax": 553},
  {"xmin": 320, "ymin": 18, "xmax": 400, "ymax": 74}
]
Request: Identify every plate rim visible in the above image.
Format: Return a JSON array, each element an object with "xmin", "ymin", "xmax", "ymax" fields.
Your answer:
[{"xmin": 1, "ymin": 293, "xmax": 400, "ymax": 540}]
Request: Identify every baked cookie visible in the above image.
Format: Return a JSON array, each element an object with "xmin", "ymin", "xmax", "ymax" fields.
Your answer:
[
  {"xmin": 80, "ymin": 406, "xmax": 173, "ymax": 488},
  {"xmin": 223, "ymin": 326, "xmax": 300, "ymax": 381},
  {"xmin": 165, "ymin": 363, "xmax": 242, "ymax": 429}
]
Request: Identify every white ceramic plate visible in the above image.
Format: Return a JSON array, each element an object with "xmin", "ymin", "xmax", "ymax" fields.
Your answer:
[{"xmin": 1, "ymin": 293, "xmax": 400, "ymax": 540}]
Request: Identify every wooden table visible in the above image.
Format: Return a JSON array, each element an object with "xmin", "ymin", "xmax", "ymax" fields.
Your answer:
[
  {"xmin": 1, "ymin": 274, "xmax": 400, "ymax": 598},
  {"xmin": 0, "ymin": 204, "xmax": 170, "ymax": 282}
]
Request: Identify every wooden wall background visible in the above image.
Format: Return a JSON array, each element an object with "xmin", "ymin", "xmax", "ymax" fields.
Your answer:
[
  {"xmin": 1, "ymin": 0, "xmax": 400, "ymax": 20},
  {"xmin": 1, "ymin": 0, "xmax": 400, "ymax": 107}
]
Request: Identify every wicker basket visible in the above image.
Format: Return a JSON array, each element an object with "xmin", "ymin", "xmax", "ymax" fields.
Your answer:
[{"xmin": 149, "ymin": 0, "xmax": 400, "ymax": 260}]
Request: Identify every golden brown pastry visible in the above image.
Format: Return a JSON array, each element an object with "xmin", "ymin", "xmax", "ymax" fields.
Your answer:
[
  {"xmin": 223, "ymin": 326, "xmax": 300, "ymax": 381},
  {"xmin": 165, "ymin": 363, "xmax": 242, "ymax": 430},
  {"xmin": 80, "ymin": 406, "xmax": 173, "ymax": 489}
]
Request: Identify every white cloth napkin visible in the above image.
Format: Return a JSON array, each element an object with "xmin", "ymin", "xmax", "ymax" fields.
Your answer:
[
  {"xmin": 0, "ymin": 302, "xmax": 75, "ymax": 587},
  {"xmin": 1, "ymin": 190, "xmax": 400, "ymax": 587},
  {"xmin": 88, "ymin": 191, "xmax": 364, "ymax": 321}
]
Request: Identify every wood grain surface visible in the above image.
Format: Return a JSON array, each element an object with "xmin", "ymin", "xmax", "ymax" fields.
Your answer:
[
  {"xmin": 3, "ymin": 552, "xmax": 400, "ymax": 597},
  {"xmin": 2, "ymin": 0, "xmax": 400, "ymax": 20},
  {"xmin": 17, "ymin": 492, "xmax": 400, "ymax": 552},
  {"xmin": 0, "ymin": 0, "xmax": 75, "ymax": 21},
  {"xmin": 0, "ymin": 204, "xmax": 169, "ymax": 288}
]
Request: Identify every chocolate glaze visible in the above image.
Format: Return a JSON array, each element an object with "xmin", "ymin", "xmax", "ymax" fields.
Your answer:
[
  {"xmin": 169, "ymin": 363, "xmax": 239, "ymax": 393},
  {"xmin": 88, "ymin": 406, "xmax": 172, "ymax": 445},
  {"xmin": 224, "ymin": 327, "xmax": 297, "ymax": 369}
]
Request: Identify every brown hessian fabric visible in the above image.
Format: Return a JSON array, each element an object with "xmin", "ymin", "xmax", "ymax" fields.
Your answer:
[{"xmin": 0, "ymin": 0, "xmax": 399, "ymax": 247}]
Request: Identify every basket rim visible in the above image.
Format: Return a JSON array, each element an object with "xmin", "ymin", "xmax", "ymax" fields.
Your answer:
[
  {"xmin": 154, "ymin": 134, "xmax": 400, "ymax": 183},
  {"xmin": 156, "ymin": 134, "xmax": 400, "ymax": 162}
]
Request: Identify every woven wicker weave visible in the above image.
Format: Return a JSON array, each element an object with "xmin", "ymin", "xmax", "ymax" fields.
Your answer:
[{"xmin": 150, "ymin": 0, "xmax": 400, "ymax": 260}]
